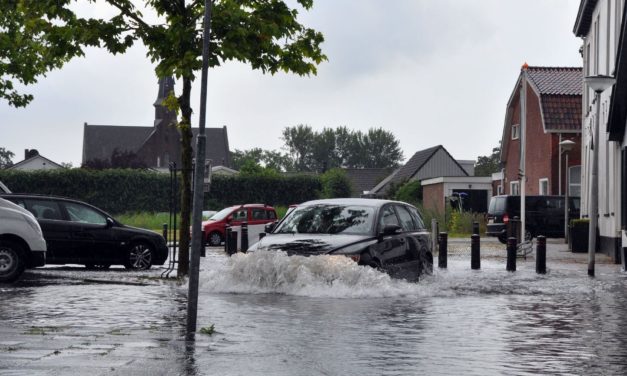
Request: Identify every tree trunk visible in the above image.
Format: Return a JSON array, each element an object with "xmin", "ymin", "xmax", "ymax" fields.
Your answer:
[{"xmin": 177, "ymin": 77, "xmax": 193, "ymax": 277}]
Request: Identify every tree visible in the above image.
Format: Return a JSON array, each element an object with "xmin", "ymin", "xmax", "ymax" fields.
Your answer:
[
  {"xmin": 475, "ymin": 145, "xmax": 501, "ymax": 177},
  {"xmin": 360, "ymin": 127, "xmax": 403, "ymax": 168},
  {"xmin": 1, "ymin": 1, "xmax": 325, "ymax": 276},
  {"xmin": 320, "ymin": 168, "xmax": 352, "ymax": 198},
  {"xmin": 0, "ymin": 147, "xmax": 14, "ymax": 169},
  {"xmin": 281, "ymin": 125, "xmax": 403, "ymax": 171}
]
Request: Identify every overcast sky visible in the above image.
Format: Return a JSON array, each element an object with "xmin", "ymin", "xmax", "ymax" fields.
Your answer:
[{"xmin": 1, "ymin": 0, "xmax": 583, "ymax": 167}]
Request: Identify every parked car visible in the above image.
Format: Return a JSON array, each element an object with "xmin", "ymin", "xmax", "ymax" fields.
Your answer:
[
  {"xmin": 0, "ymin": 194, "xmax": 168, "ymax": 270},
  {"xmin": 202, "ymin": 204, "xmax": 277, "ymax": 246},
  {"xmin": 249, "ymin": 198, "xmax": 433, "ymax": 282},
  {"xmin": 0, "ymin": 197, "xmax": 47, "ymax": 282},
  {"xmin": 486, "ymin": 195, "xmax": 580, "ymax": 244}
]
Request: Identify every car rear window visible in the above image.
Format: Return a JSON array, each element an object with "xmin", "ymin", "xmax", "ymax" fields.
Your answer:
[
  {"xmin": 488, "ymin": 197, "xmax": 506, "ymax": 215},
  {"xmin": 25, "ymin": 199, "xmax": 63, "ymax": 220}
]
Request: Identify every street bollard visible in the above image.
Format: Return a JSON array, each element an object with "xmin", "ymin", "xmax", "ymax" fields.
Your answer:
[
  {"xmin": 438, "ymin": 232, "xmax": 448, "ymax": 269},
  {"xmin": 471, "ymin": 234, "xmax": 480, "ymax": 270},
  {"xmin": 259, "ymin": 232, "xmax": 266, "ymax": 240},
  {"xmin": 536, "ymin": 235, "xmax": 546, "ymax": 274},
  {"xmin": 200, "ymin": 230, "xmax": 206, "ymax": 258},
  {"xmin": 509, "ymin": 217, "xmax": 520, "ymax": 244},
  {"xmin": 162, "ymin": 223, "xmax": 168, "ymax": 243},
  {"xmin": 225, "ymin": 226, "xmax": 232, "ymax": 254},
  {"xmin": 241, "ymin": 222, "xmax": 249, "ymax": 252},
  {"xmin": 228, "ymin": 230, "xmax": 238, "ymax": 255},
  {"xmin": 507, "ymin": 237, "xmax": 517, "ymax": 272},
  {"xmin": 472, "ymin": 221, "xmax": 480, "ymax": 236}
]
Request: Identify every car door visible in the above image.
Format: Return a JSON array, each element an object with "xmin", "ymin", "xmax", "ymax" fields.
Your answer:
[
  {"xmin": 62, "ymin": 201, "xmax": 119, "ymax": 263},
  {"xmin": 396, "ymin": 204, "xmax": 432, "ymax": 279},
  {"xmin": 373, "ymin": 204, "xmax": 407, "ymax": 276},
  {"xmin": 23, "ymin": 198, "xmax": 77, "ymax": 263}
]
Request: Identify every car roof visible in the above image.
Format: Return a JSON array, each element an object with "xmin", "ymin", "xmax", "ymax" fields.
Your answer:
[
  {"xmin": 228, "ymin": 204, "xmax": 275, "ymax": 209},
  {"xmin": 298, "ymin": 198, "xmax": 413, "ymax": 208}
]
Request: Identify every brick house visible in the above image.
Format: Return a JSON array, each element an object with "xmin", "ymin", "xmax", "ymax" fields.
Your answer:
[{"xmin": 501, "ymin": 66, "xmax": 583, "ymax": 197}]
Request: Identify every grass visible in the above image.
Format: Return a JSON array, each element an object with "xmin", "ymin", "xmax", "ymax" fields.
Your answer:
[
  {"xmin": 117, "ymin": 205, "xmax": 291, "ymax": 232},
  {"xmin": 23, "ymin": 326, "xmax": 64, "ymax": 335}
]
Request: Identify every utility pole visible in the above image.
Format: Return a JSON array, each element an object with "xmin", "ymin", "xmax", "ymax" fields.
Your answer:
[
  {"xmin": 520, "ymin": 63, "xmax": 528, "ymax": 242},
  {"xmin": 187, "ymin": 0, "xmax": 213, "ymax": 338}
]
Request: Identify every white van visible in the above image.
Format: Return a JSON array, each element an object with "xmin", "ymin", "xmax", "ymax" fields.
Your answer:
[{"xmin": 0, "ymin": 197, "xmax": 47, "ymax": 282}]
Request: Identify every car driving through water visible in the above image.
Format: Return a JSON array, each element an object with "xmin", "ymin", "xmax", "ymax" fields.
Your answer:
[{"xmin": 248, "ymin": 198, "xmax": 433, "ymax": 282}]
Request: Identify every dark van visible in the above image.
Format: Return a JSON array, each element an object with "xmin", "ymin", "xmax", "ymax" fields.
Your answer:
[{"xmin": 486, "ymin": 195, "xmax": 580, "ymax": 244}]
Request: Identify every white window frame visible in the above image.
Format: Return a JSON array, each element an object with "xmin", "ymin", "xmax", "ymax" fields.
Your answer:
[
  {"xmin": 497, "ymin": 184, "xmax": 503, "ymax": 195},
  {"xmin": 511, "ymin": 124, "xmax": 520, "ymax": 140},
  {"xmin": 569, "ymin": 165, "xmax": 581, "ymax": 197},
  {"xmin": 539, "ymin": 178, "xmax": 549, "ymax": 196},
  {"xmin": 510, "ymin": 181, "xmax": 520, "ymax": 196}
]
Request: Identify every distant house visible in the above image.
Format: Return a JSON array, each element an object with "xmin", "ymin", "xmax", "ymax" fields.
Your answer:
[
  {"xmin": 370, "ymin": 145, "xmax": 469, "ymax": 196},
  {"xmin": 8, "ymin": 149, "xmax": 63, "ymax": 171},
  {"xmin": 342, "ymin": 168, "xmax": 395, "ymax": 197},
  {"xmin": 500, "ymin": 65, "xmax": 582, "ymax": 197},
  {"xmin": 422, "ymin": 176, "xmax": 493, "ymax": 214},
  {"xmin": 82, "ymin": 77, "xmax": 231, "ymax": 170}
]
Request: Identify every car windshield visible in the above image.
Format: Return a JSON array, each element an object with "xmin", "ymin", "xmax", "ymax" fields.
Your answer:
[
  {"xmin": 209, "ymin": 207, "xmax": 234, "ymax": 221},
  {"xmin": 274, "ymin": 204, "xmax": 375, "ymax": 235}
]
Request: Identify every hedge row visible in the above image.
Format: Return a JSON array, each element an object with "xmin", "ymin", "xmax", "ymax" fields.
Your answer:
[{"xmin": 0, "ymin": 169, "xmax": 322, "ymax": 214}]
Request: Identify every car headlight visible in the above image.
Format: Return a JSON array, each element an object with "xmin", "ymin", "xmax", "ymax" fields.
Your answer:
[
  {"xmin": 22, "ymin": 213, "xmax": 43, "ymax": 235},
  {"xmin": 330, "ymin": 240, "xmax": 377, "ymax": 260}
]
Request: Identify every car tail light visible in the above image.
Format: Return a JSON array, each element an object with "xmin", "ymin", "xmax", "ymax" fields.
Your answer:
[{"xmin": 503, "ymin": 213, "xmax": 509, "ymax": 224}]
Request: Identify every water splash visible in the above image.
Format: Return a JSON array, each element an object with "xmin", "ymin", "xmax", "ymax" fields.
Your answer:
[{"xmin": 200, "ymin": 251, "xmax": 422, "ymax": 298}]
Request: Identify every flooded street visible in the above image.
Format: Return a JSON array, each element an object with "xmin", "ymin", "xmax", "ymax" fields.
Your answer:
[{"xmin": 2, "ymin": 244, "xmax": 627, "ymax": 375}]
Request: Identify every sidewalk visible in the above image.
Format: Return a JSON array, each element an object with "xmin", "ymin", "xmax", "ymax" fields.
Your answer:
[{"xmin": 445, "ymin": 236, "xmax": 617, "ymax": 265}]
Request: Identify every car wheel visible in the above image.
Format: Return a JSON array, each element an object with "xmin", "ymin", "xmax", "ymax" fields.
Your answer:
[
  {"xmin": 124, "ymin": 242, "xmax": 153, "ymax": 270},
  {"xmin": 208, "ymin": 231, "xmax": 222, "ymax": 247},
  {"xmin": 422, "ymin": 251, "xmax": 434, "ymax": 275},
  {"xmin": 0, "ymin": 241, "xmax": 26, "ymax": 283},
  {"xmin": 85, "ymin": 263, "xmax": 111, "ymax": 270}
]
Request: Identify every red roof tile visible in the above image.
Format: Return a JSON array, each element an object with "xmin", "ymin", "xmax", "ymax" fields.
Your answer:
[
  {"xmin": 526, "ymin": 67, "xmax": 583, "ymax": 95},
  {"xmin": 541, "ymin": 95, "xmax": 582, "ymax": 132}
]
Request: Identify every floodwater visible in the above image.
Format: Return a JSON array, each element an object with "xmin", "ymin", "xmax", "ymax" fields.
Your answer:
[{"xmin": 2, "ymin": 247, "xmax": 627, "ymax": 375}]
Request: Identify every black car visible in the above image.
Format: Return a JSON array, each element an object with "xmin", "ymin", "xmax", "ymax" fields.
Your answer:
[
  {"xmin": 486, "ymin": 195, "xmax": 580, "ymax": 244},
  {"xmin": 1, "ymin": 194, "xmax": 168, "ymax": 270},
  {"xmin": 248, "ymin": 198, "xmax": 433, "ymax": 281}
]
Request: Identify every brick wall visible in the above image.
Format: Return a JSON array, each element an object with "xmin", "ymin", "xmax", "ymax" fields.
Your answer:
[{"xmin": 423, "ymin": 183, "xmax": 444, "ymax": 214}]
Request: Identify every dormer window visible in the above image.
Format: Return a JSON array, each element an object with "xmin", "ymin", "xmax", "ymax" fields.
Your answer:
[{"xmin": 511, "ymin": 124, "xmax": 520, "ymax": 140}]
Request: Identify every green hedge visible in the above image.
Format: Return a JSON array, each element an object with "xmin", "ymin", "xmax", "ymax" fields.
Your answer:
[{"xmin": 0, "ymin": 169, "xmax": 322, "ymax": 215}]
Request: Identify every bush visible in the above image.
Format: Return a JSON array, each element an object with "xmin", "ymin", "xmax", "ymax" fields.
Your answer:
[
  {"xmin": 0, "ymin": 169, "xmax": 322, "ymax": 214},
  {"xmin": 394, "ymin": 180, "xmax": 422, "ymax": 206},
  {"xmin": 320, "ymin": 168, "xmax": 352, "ymax": 198}
]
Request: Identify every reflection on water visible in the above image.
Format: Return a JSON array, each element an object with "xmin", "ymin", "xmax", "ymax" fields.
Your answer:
[{"xmin": 2, "ymin": 251, "xmax": 627, "ymax": 375}]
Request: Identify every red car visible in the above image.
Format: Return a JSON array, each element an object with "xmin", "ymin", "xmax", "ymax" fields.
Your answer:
[{"xmin": 202, "ymin": 204, "xmax": 278, "ymax": 246}]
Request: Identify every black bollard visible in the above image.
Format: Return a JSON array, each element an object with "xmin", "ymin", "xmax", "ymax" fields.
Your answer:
[
  {"xmin": 472, "ymin": 221, "xmax": 480, "ymax": 236},
  {"xmin": 536, "ymin": 235, "xmax": 546, "ymax": 274},
  {"xmin": 510, "ymin": 217, "xmax": 520, "ymax": 244},
  {"xmin": 162, "ymin": 223, "xmax": 168, "ymax": 243},
  {"xmin": 228, "ymin": 230, "xmax": 238, "ymax": 255},
  {"xmin": 438, "ymin": 232, "xmax": 448, "ymax": 269},
  {"xmin": 224, "ymin": 226, "xmax": 232, "ymax": 254},
  {"xmin": 471, "ymin": 234, "xmax": 481, "ymax": 270},
  {"xmin": 200, "ymin": 230, "xmax": 206, "ymax": 258},
  {"xmin": 507, "ymin": 237, "xmax": 517, "ymax": 272},
  {"xmin": 259, "ymin": 232, "xmax": 266, "ymax": 240},
  {"xmin": 241, "ymin": 222, "xmax": 249, "ymax": 252}
]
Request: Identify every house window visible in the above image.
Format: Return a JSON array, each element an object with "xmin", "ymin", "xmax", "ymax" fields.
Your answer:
[
  {"xmin": 511, "ymin": 124, "xmax": 520, "ymax": 140},
  {"xmin": 539, "ymin": 178, "xmax": 549, "ymax": 195},
  {"xmin": 510, "ymin": 181, "xmax": 520, "ymax": 196},
  {"xmin": 569, "ymin": 165, "xmax": 581, "ymax": 197},
  {"xmin": 497, "ymin": 184, "xmax": 503, "ymax": 195}
]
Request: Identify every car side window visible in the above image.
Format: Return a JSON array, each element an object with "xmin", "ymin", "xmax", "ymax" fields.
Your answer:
[
  {"xmin": 64, "ymin": 202, "xmax": 107, "ymax": 225},
  {"xmin": 267, "ymin": 210, "xmax": 277, "ymax": 219},
  {"xmin": 251, "ymin": 208, "xmax": 266, "ymax": 220},
  {"xmin": 232, "ymin": 209, "xmax": 248, "ymax": 221},
  {"xmin": 407, "ymin": 206, "xmax": 426, "ymax": 230},
  {"xmin": 395, "ymin": 205, "xmax": 416, "ymax": 231},
  {"xmin": 25, "ymin": 199, "xmax": 63, "ymax": 221},
  {"xmin": 378, "ymin": 205, "xmax": 400, "ymax": 230}
]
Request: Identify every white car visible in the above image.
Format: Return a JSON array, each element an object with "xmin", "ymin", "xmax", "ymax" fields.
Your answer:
[{"xmin": 0, "ymin": 197, "xmax": 47, "ymax": 283}]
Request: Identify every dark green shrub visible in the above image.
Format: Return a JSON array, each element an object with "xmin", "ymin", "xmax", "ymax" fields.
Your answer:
[
  {"xmin": 394, "ymin": 180, "xmax": 422, "ymax": 205},
  {"xmin": 320, "ymin": 168, "xmax": 352, "ymax": 198}
]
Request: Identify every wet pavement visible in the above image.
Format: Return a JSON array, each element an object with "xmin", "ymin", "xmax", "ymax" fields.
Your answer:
[{"xmin": 2, "ymin": 238, "xmax": 627, "ymax": 375}]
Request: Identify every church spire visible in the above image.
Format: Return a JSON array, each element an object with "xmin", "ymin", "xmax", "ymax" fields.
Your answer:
[{"xmin": 154, "ymin": 77, "xmax": 177, "ymax": 128}]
